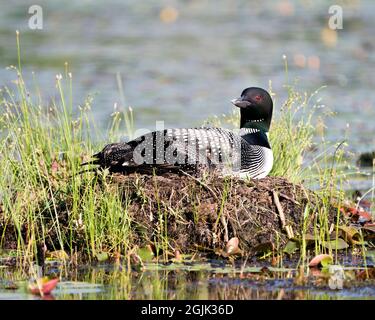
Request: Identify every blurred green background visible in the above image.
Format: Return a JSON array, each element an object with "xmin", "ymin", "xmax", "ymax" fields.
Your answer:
[{"xmin": 0, "ymin": 1, "xmax": 374, "ymax": 162}]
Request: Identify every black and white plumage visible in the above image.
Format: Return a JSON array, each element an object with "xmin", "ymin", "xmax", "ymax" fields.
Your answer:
[{"xmin": 83, "ymin": 87, "xmax": 274, "ymax": 179}]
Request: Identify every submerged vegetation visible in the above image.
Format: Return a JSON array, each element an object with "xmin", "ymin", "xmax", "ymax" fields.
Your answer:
[{"xmin": 0, "ymin": 36, "xmax": 374, "ymax": 279}]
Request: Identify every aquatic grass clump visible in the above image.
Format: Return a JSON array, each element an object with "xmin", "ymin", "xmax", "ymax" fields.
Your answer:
[{"xmin": 0, "ymin": 35, "xmax": 136, "ymax": 264}]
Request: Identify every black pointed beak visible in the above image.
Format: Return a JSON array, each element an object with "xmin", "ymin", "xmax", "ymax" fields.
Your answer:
[{"xmin": 231, "ymin": 98, "xmax": 252, "ymax": 108}]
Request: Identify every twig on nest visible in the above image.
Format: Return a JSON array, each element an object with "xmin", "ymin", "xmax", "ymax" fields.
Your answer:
[
  {"xmin": 178, "ymin": 170, "xmax": 218, "ymax": 200},
  {"xmin": 273, "ymin": 191, "xmax": 286, "ymax": 228},
  {"xmin": 221, "ymin": 215, "xmax": 229, "ymax": 243},
  {"xmin": 260, "ymin": 184, "xmax": 300, "ymax": 205},
  {"xmin": 273, "ymin": 191, "xmax": 294, "ymax": 239}
]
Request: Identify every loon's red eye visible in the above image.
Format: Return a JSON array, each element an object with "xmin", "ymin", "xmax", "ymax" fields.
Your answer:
[{"xmin": 254, "ymin": 95, "xmax": 262, "ymax": 102}]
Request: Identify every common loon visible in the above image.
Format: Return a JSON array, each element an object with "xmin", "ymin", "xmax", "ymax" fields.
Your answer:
[{"xmin": 83, "ymin": 87, "xmax": 274, "ymax": 179}]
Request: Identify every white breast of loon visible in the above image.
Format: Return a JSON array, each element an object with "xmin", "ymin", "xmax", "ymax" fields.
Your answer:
[{"xmin": 164, "ymin": 127, "xmax": 273, "ymax": 179}]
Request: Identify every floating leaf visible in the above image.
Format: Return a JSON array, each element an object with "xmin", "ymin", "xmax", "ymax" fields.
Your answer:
[
  {"xmin": 283, "ymin": 240, "xmax": 299, "ymax": 255},
  {"xmin": 321, "ymin": 238, "xmax": 349, "ymax": 250},
  {"xmin": 29, "ymin": 277, "xmax": 59, "ymax": 296},
  {"xmin": 137, "ymin": 246, "xmax": 154, "ymax": 262},
  {"xmin": 95, "ymin": 252, "xmax": 109, "ymax": 262},
  {"xmin": 309, "ymin": 254, "xmax": 333, "ymax": 268},
  {"xmin": 225, "ymin": 237, "xmax": 240, "ymax": 255}
]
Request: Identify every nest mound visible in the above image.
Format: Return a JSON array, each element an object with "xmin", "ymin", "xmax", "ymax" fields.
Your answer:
[
  {"xmin": 113, "ymin": 173, "xmax": 337, "ymax": 254},
  {"xmin": 0, "ymin": 173, "xmax": 338, "ymax": 260}
]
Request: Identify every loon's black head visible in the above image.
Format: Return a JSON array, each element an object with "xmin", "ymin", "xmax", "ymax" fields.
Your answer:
[{"xmin": 231, "ymin": 87, "xmax": 273, "ymax": 131}]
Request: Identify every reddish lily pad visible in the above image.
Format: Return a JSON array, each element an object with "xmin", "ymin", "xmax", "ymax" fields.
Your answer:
[
  {"xmin": 309, "ymin": 254, "xmax": 333, "ymax": 268},
  {"xmin": 29, "ymin": 277, "xmax": 59, "ymax": 296},
  {"xmin": 356, "ymin": 268, "xmax": 375, "ymax": 280},
  {"xmin": 358, "ymin": 198, "xmax": 372, "ymax": 211}
]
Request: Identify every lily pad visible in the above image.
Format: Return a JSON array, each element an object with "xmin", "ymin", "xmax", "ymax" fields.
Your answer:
[
  {"xmin": 321, "ymin": 238, "xmax": 349, "ymax": 250},
  {"xmin": 309, "ymin": 254, "xmax": 333, "ymax": 268},
  {"xmin": 95, "ymin": 252, "xmax": 109, "ymax": 262},
  {"xmin": 137, "ymin": 246, "xmax": 154, "ymax": 262},
  {"xmin": 29, "ymin": 277, "xmax": 59, "ymax": 296},
  {"xmin": 283, "ymin": 240, "xmax": 299, "ymax": 255}
]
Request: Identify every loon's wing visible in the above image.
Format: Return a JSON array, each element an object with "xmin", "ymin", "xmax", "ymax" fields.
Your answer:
[{"xmin": 81, "ymin": 127, "xmax": 274, "ymax": 178}]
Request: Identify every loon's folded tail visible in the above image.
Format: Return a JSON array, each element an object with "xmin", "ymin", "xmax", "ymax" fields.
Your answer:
[{"xmin": 80, "ymin": 152, "xmax": 102, "ymax": 167}]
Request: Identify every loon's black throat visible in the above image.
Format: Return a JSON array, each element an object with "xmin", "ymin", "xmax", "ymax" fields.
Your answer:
[
  {"xmin": 239, "ymin": 104, "xmax": 272, "ymax": 150},
  {"xmin": 241, "ymin": 130, "xmax": 271, "ymax": 149},
  {"xmin": 241, "ymin": 119, "xmax": 269, "ymax": 132},
  {"xmin": 240, "ymin": 107, "xmax": 272, "ymax": 131}
]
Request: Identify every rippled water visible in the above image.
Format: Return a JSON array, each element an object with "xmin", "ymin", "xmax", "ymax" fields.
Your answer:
[
  {"xmin": 1, "ymin": 1, "xmax": 374, "ymax": 144},
  {"xmin": 1, "ymin": 259, "xmax": 375, "ymax": 300}
]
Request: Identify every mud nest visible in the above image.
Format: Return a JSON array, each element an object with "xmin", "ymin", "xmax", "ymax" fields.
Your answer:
[
  {"xmin": 0, "ymin": 173, "xmax": 339, "ymax": 259},
  {"xmin": 112, "ymin": 173, "xmax": 337, "ymax": 255}
]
